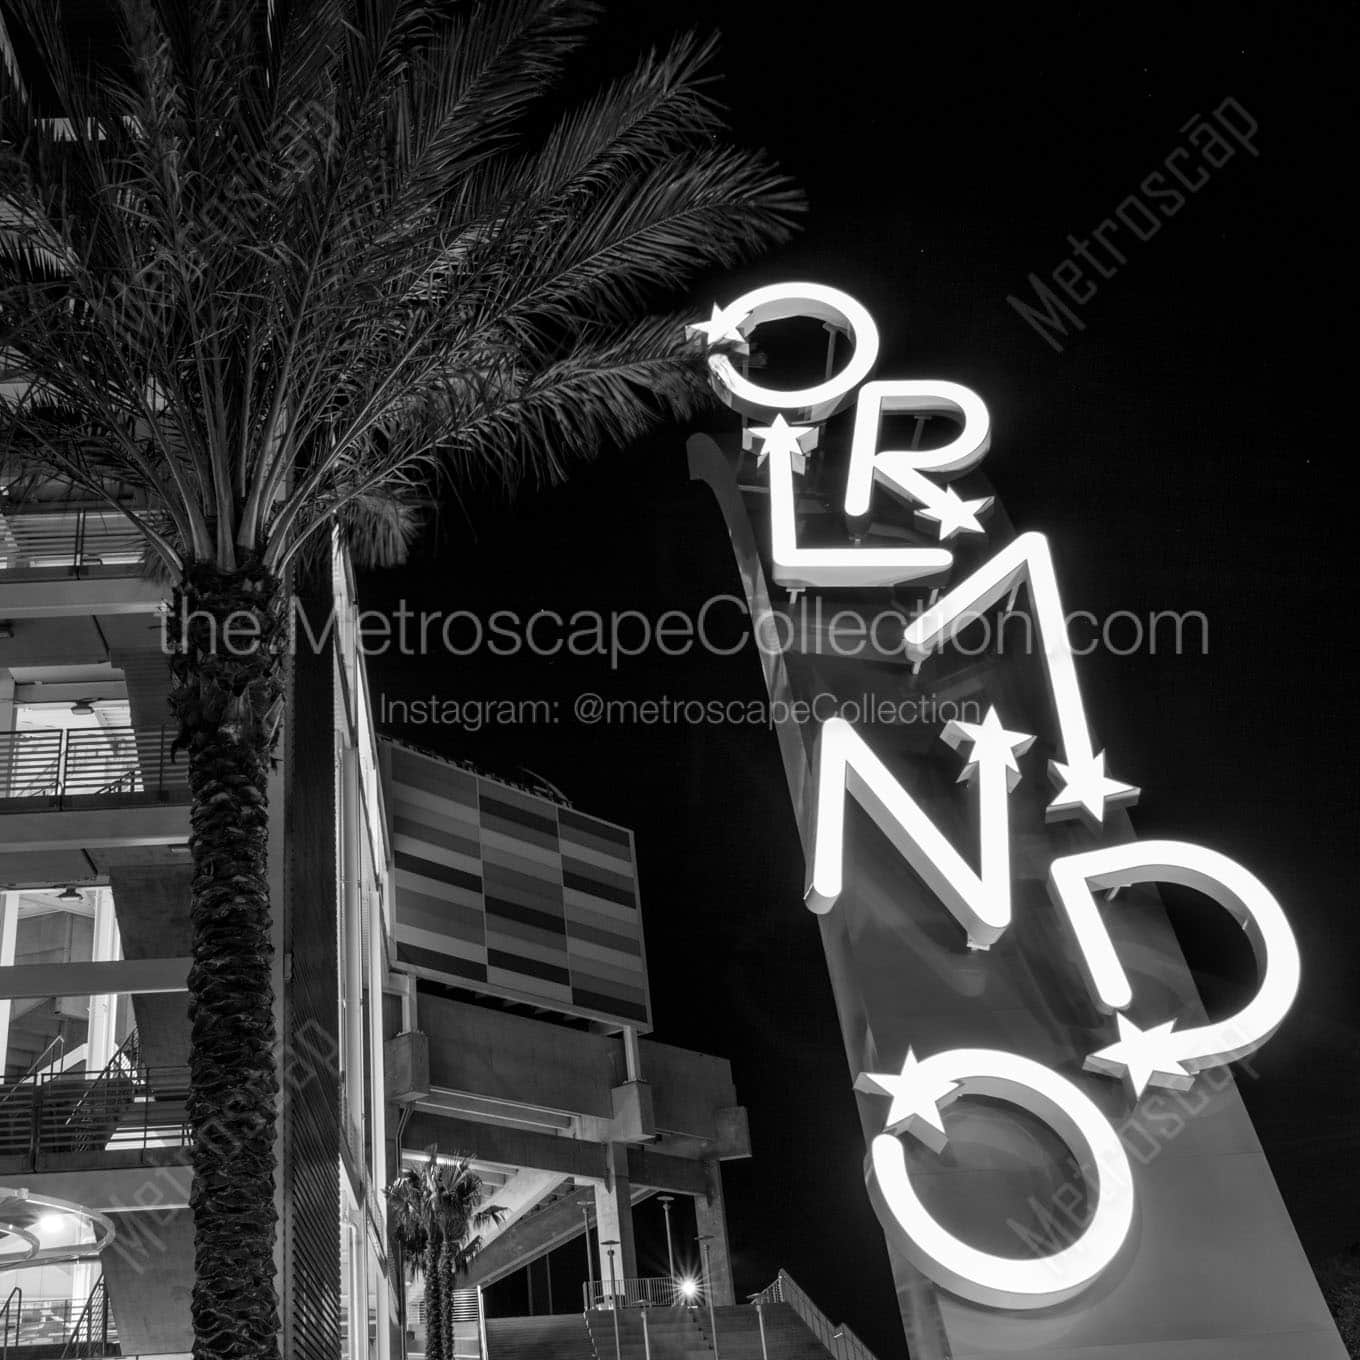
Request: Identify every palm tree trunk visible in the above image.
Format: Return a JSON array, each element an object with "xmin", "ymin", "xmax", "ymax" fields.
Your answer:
[
  {"xmin": 170, "ymin": 561, "xmax": 285, "ymax": 1360},
  {"xmin": 424, "ymin": 1239, "xmax": 445, "ymax": 1360},
  {"xmin": 440, "ymin": 1237, "xmax": 457, "ymax": 1360}
]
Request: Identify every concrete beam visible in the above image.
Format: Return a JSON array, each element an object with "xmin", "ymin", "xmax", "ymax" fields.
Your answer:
[
  {"xmin": 404, "ymin": 1112, "xmax": 607, "ymax": 1183},
  {"xmin": 0, "ymin": 804, "xmax": 188, "ymax": 852},
  {"xmin": 419, "ymin": 994, "xmax": 616, "ymax": 1120},
  {"xmin": 625, "ymin": 1145, "xmax": 709, "ymax": 1196},
  {"xmin": 0, "ymin": 955, "xmax": 190, "ymax": 1000},
  {"xmin": 461, "ymin": 1184, "xmax": 655, "ymax": 1289},
  {"xmin": 402, "ymin": 1111, "xmax": 716, "ymax": 1198},
  {"xmin": 477, "ymin": 1168, "xmax": 567, "ymax": 1242},
  {"xmin": 0, "ymin": 575, "xmax": 164, "ymax": 618},
  {"xmin": 16, "ymin": 1163, "xmax": 191, "ymax": 1211}
]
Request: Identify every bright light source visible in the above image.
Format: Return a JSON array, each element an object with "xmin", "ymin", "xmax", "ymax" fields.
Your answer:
[{"xmin": 678, "ymin": 1278, "xmax": 698, "ymax": 1300}]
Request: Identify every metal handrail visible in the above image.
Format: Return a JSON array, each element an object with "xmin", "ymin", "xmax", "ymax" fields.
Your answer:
[
  {"xmin": 60, "ymin": 1277, "xmax": 114, "ymax": 1359},
  {"xmin": 0, "ymin": 505, "xmax": 146, "ymax": 575},
  {"xmin": 0, "ymin": 726, "xmax": 187, "ymax": 805},
  {"xmin": 0, "ymin": 1035, "xmax": 65, "ymax": 1112},
  {"xmin": 583, "ymin": 1277, "xmax": 686, "ymax": 1310},
  {"xmin": 0, "ymin": 1063, "xmax": 191, "ymax": 1168},
  {"xmin": 750, "ymin": 1271, "xmax": 882, "ymax": 1360},
  {"xmin": 1, "ymin": 1286, "xmax": 21, "ymax": 1359}
]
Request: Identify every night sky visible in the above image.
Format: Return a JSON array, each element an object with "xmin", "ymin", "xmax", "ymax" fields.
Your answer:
[{"xmin": 362, "ymin": 3, "xmax": 1359, "ymax": 1350}]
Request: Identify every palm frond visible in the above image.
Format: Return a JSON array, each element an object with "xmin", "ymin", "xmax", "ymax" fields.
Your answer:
[{"xmin": 0, "ymin": 0, "xmax": 804, "ymax": 580}]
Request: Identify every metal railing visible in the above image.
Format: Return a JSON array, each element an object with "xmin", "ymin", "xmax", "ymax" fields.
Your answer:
[
  {"xmin": 1, "ymin": 1286, "xmax": 21, "ymax": 1359},
  {"xmin": 0, "ymin": 506, "xmax": 146, "ymax": 575},
  {"xmin": 410, "ymin": 1288, "xmax": 485, "ymax": 1360},
  {"xmin": 0, "ymin": 725, "xmax": 188, "ymax": 805},
  {"xmin": 4, "ymin": 1295, "xmax": 78, "ymax": 1351},
  {"xmin": 0, "ymin": 1035, "xmax": 66, "ymax": 1114},
  {"xmin": 0, "ymin": 1063, "xmax": 190, "ymax": 1170},
  {"xmin": 60, "ymin": 1277, "xmax": 116, "ymax": 1359},
  {"xmin": 750, "ymin": 1272, "xmax": 881, "ymax": 1360},
  {"xmin": 583, "ymin": 1277, "xmax": 688, "ymax": 1310}
]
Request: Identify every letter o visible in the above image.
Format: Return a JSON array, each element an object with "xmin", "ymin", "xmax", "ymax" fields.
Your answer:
[
  {"xmin": 866, "ymin": 1048, "xmax": 1135, "ymax": 1309},
  {"xmin": 706, "ymin": 282, "xmax": 880, "ymax": 419}
]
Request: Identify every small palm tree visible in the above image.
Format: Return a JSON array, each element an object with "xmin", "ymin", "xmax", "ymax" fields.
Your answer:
[
  {"xmin": 388, "ymin": 1151, "xmax": 506, "ymax": 1360},
  {"xmin": 0, "ymin": 3, "xmax": 799, "ymax": 1357}
]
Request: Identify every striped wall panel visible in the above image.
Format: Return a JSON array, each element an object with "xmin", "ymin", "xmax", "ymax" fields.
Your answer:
[{"xmin": 380, "ymin": 740, "xmax": 651, "ymax": 1030}]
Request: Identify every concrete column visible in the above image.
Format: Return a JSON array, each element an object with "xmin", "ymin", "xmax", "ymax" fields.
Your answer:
[
  {"xmin": 593, "ymin": 1142, "xmax": 638, "ymax": 1296},
  {"xmin": 0, "ymin": 674, "xmax": 15, "ymax": 799},
  {"xmin": 0, "ymin": 890, "xmax": 19, "ymax": 1075},
  {"xmin": 341, "ymin": 745, "xmax": 366, "ymax": 1151},
  {"xmin": 622, "ymin": 1025, "xmax": 643, "ymax": 1081},
  {"xmin": 695, "ymin": 1161, "xmax": 735, "ymax": 1306},
  {"xmin": 86, "ymin": 886, "xmax": 121, "ymax": 1069}
]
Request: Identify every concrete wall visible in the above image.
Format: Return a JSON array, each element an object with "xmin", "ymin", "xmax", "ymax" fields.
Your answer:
[
  {"xmin": 103, "ymin": 1207, "xmax": 193, "ymax": 1355},
  {"xmin": 420, "ymin": 992, "xmax": 616, "ymax": 1118},
  {"xmin": 107, "ymin": 862, "xmax": 192, "ymax": 1072}
]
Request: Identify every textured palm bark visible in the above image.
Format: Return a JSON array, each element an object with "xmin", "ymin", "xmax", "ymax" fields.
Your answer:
[
  {"xmin": 170, "ymin": 560, "xmax": 285, "ymax": 1360},
  {"xmin": 423, "ymin": 1239, "xmax": 445, "ymax": 1360}
]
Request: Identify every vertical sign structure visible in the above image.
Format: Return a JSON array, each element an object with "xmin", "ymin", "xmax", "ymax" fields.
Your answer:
[{"xmin": 687, "ymin": 285, "xmax": 1345, "ymax": 1358}]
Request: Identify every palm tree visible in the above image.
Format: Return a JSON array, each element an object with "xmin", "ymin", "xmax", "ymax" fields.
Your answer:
[
  {"xmin": 388, "ymin": 1152, "xmax": 506, "ymax": 1360},
  {"xmin": 0, "ymin": 2, "xmax": 801, "ymax": 1356}
]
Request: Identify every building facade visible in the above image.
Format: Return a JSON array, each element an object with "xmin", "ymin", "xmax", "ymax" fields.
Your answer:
[
  {"xmin": 0, "ymin": 494, "xmax": 395, "ymax": 1358},
  {"xmin": 1, "ymin": 491, "xmax": 756, "ymax": 1358}
]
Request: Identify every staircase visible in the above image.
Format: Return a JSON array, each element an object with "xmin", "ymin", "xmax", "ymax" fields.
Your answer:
[
  {"xmin": 692, "ymin": 1305, "xmax": 831, "ymax": 1360},
  {"xmin": 583, "ymin": 1308, "xmax": 712, "ymax": 1360},
  {"xmin": 486, "ymin": 1315, "xmax": 596, "ymax": 1360}
]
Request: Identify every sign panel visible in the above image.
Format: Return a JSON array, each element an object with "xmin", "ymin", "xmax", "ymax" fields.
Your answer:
[{"xmin": 379, "ymin": 739, "xmax": 651, "ymax": 1031}]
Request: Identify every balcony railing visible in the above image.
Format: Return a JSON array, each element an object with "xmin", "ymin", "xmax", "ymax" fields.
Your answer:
[
  {"xmin": 0, "ymin": 725, "xmax": 188, "ymax": 807},
  {"xmin": 0, "ymin": 506, "xmax": 146, "ymax": 576},
  {"xmin": 0, "ymin": 1063, "xmax": 190, "ymax": 1171},
  {"xmin": 582, "ymin": 1277, "xmax": 689, "ymax": 1310},
  {"xmin": 60, "ymin": 1277, "xmax": 116, "ymax": 1359}
]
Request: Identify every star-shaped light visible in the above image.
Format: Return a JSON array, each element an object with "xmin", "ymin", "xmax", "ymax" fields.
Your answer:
[
  {"xmin": 915, "ymin": 487, "xmax": 994, "ymax": 540},
  {"xmin": 750, "ymin": 414, "xmax": 814, "ymax": 476},
  {"xmin": 942, "ymin": 706, "xmax": 1035, "ymax": 792},
  {"xmin": 1084, "ymin": 1013, "xmax": 1191, "ymax": 1098},
  {"xmin": 1047, "ymin": 750, "xmax": 1139, "ymax": 828},
  {"xmin": 855, "ymin": 1050, "xmax": 960, "ymax": 1154},
  {"xmin": 684, "ymin": 303, "xmax": 750, "ymax": 351}
]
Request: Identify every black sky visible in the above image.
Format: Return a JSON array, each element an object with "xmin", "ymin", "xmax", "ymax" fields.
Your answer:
[{"xmin": 364, "ymin": 3, "xmax": 1359, "ymax": 1350}]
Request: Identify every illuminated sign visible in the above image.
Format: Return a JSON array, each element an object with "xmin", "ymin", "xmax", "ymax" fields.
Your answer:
[
  {"xmin": 859, "ymin": 1047, "xmax": 1135, "ymax": 1309},
  {"xmin": 691, "ymin": 284, "xmax": 1302, "ymax": 1311},
  {"xmin": 807, "ymin": 710, "xmax": 1032, "ymax": 949}
]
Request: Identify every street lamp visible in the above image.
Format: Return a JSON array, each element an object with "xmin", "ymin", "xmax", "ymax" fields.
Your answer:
[
  {"xmin": 581, "ymin": 1202, "xmax": 596, "ymax": 1306},
  {"xmin": 697, "ymin": 1235, "xmax": 720, "ymax": 1360},
  {"xmin": 657, "ymin": 1194, "xmax": 677, "ymax": 1293},
  {"xmin": 602, "ymin": 1238, "xmax": 623, "ymax": 1360}
]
